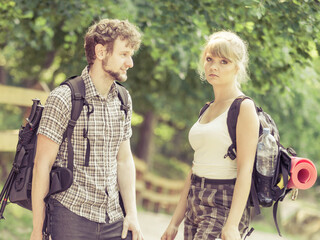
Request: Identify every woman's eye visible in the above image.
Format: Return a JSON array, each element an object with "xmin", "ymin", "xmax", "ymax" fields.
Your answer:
[
  {"xmin": 206, "ymin": 57, "xmax": 212, "ymax": 62},
  {"xmin": 221, "ymin": 59, "xmax": 228, "ymax": 64}
]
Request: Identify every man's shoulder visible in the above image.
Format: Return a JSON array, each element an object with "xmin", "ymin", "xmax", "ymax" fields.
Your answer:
[
  {"xmin": 50, "ymin": 84, "xmax": 72, "ymax": 100},
  {"xmin": 45, "ymin": 84, "xmax": 72, "ymax": 110}
]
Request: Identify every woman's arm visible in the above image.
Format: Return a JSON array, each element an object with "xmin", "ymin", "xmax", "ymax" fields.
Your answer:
[
  {"xmin": 161, "ymin": 171, "xmax": 192, "ymax": 240},
  {"xmin": 222, "ymin": 99, "xmax": 259, "ymax": 240}
]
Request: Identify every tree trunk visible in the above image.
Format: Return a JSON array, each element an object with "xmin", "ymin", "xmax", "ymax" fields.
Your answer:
[
  {"xmin": 135, "ymin": 111, "xmax": 157, "ymax": 168},
  {"xmin": 0, "ymin": 66, "xmax": 7, "ymax": 84},
  {"xmin": 0, "ymin": 153, "xmax": 11, "ymax": 182}
]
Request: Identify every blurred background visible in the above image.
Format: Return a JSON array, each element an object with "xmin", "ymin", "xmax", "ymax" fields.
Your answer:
[{"xmin": 0, "ymin": 0, "xmax": 320, "ymax": 239}]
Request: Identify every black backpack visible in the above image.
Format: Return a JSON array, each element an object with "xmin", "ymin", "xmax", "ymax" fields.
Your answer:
[
  {"xmin": 0, "ymin": 76, "xmax": 129, "ymax": 218},
  {"xmin": 199, "ymin": 95, "xmax": 296, "ymax": 236}
]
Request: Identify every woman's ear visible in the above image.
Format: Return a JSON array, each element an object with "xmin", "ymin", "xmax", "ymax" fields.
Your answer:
[
  {"xmin": 95, "ymin": 44, "xmax": 105, "ymax": 60},
  {"xmin": 236, "ymin": 64, "xmax": 240, "ymax": 72}
]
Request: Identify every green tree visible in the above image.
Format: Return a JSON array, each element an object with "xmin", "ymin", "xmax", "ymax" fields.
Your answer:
[
  {"xmin": 127, "ymin": 0, "xmax": 320, "ymax": 167},
  {"xmin": 1, "ymin": 0, "xmax": 320, "ymax": 172}
]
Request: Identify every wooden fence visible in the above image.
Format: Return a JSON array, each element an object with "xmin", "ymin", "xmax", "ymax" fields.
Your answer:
[{"xmin": 0, "ymin": 84, "xmax": 184, "ymax": 214}]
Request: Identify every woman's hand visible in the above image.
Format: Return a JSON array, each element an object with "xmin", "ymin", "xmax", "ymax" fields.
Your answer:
[
  {"xmin": 221, "ymin": 224, "xmax": 241, "ymax": 240},
  {"xmin": 161, "ymin": 224, "xmax": 179, "ymax": 240}
]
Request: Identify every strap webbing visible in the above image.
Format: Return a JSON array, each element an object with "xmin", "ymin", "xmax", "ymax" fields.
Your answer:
[
  {"xmin": 272, "ymin": 158, "xmax": 291, "ymax": 236},
  {"xmin": 226, "ymin": 96, "xmax": 263, "ymax": 222},
  {"xmin": 61, "ymin": 76, "xmax": 86, "ymax": 171},
  {"xmin": 116, "ymin": 82, "xmax": 129, "ymax": 117},
  {"xmin": 226, "ymin": 95, "xmax": 251, "ymax": 158},
  {"xmin": 198, "ymin": 101, "xmax": 214, "ymax": 118}
]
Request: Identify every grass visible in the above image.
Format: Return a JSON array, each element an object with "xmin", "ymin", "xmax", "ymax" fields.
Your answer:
[
  {"xmin": 251, "ymin": 221, "xmax": 304, "ymax": 240},
  {"xmin": 250, "ymin": 208, "xmax": 307, "ymax": 240},
  {"xmin": 0, "ymin": 203, "xmax": 32, "ymax": 240}
]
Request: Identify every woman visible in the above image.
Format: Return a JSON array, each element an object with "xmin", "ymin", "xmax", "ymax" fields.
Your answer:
[{"xmin": 161, "ymin": 31, "xmax": 259, "ymax": 240}]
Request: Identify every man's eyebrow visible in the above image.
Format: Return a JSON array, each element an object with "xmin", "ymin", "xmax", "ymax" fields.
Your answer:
[{"xmin": 120, "ymin": 50, "xmax": 134, "ymax": 55}]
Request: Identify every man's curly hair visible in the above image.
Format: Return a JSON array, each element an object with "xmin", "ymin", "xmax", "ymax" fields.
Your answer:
[{"xmin": 84, "ymin": 19, "xmax": 142, "ymax": 66}]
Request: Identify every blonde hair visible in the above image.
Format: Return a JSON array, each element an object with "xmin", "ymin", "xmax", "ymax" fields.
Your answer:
[{"xmin": 198, "ymin": 31, "xmax": 249, "ymax": 87}]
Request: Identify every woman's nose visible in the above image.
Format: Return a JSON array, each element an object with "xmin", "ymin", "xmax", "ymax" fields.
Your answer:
[{"xmin": 210, "ymin": 62, "xmax": 218, "ymax": 70}]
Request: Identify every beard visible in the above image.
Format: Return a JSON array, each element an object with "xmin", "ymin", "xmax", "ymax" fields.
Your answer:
[{"xmin": 102, "ymin": 58, "xmax": 127, "ymax": 82}]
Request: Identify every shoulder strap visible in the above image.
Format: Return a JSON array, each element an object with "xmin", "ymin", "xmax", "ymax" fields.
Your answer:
[
  {"xmin": 225, "ymin": 95, "xmax": 252, "ymax": 160},
  {"xmin": 60, "ymin": 76, "xmax": 86, "ymax": 172},
  {"xmin": 115, "ymin": 82, "xmax": 129, "ymax": 117},
  {"xmin": 226, "ymin": 95, "xmax": 266, "ymax": 226},
  {"xmin": 62, "ymin": 76, "xmax": 86, "ymax": 121},
  {"xmin": 199, "ymin": 101, "xmax": 214, "ymax": 118}
]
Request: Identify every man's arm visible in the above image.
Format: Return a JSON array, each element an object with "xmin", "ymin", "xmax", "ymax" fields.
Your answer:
[
  {"xmin": 30, "ymin": 134, "xmax": 59, "ymax": 240},
  {"xmin": 117, "ymin": 139, "xmax": 143, "ymax": 240}
]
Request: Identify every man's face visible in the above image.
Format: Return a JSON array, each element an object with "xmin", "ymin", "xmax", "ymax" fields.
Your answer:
[{"xmin": 102, "ymin": 38, "xmax": 134, "ymax": 82}]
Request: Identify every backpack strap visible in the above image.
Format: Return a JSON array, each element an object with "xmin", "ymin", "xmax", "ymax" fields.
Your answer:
[
  {"xmin": 115, "ymin": 82, "xmax": 129, "ymax": 117},
  {"xmin": 272, "ymin": 148, "xmax": 292, "ymax": 236},
  {"xmin": 198, "ymin": 101, "xmax": 214, "ymax": 118},
  {"xmin": 43, "ymin": 76, "xmax": 88, "ymax": 239},
  {"xmin": 60, "ymin": 76, "xmax": 86, "ymax": 172},
  {"xmin": 225, "ymin": 95, "xmax": 252, "ymax": 160},
  {"xmin": 225, "ymin": 95, "xmax": 262, "ymax": 216},
  {"xmin": 250, "ymin": 173, "xmax": 261, "ymax": 216}
]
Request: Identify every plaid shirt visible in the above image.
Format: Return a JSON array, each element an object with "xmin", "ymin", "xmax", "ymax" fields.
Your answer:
[{"xmin": 38, "ymin": 66, "xmax": 132, "ymax": 223}]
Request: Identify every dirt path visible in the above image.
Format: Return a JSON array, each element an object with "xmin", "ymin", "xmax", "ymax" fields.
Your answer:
[{"xmin": 138, "ymin": 211, "xmax": 290, "ymax": 240}]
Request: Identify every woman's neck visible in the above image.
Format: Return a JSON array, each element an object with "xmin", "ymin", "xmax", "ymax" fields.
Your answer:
[{"xmin": 212, "ymin": 85, "xmax": 243, "ymax": 103}]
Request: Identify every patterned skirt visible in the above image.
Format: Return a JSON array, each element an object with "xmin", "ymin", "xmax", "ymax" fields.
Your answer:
[{"xmin": 184, "ymin": 175, "xmax": 251, "ymax": 239}]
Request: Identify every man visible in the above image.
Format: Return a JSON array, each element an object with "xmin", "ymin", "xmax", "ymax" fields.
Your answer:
[{"xmin": 30, "ymin": 19, "xmax": 143, "ymax": 240}]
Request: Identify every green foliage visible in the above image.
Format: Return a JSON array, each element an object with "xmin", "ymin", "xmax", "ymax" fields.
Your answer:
[
  {"xmin": 0, "ymin": 203, "xmax": 32, "ymax": 240},
  {"xmin": 245, "ymin": 57, "xmax": 320, "ymax": 164},
  {"xmin": 0, "ymin": 3, "xmax": 320, "ymax": 238},
  {"xmin": 0, "ymin": 105, "xmax": 23, "ymax": 130},
  {"xmin": 151, "ymin": 155, "xmax": 189, "ymax": 180},
  {"xmin": 1, "ymin": 0, "xmax": 320, "ymax": 172},
  {"xmin": 0, "ymin": 0, "xmax": 138, "ymax": 87},
  {"xmin": 127, "ymin": 0, "xmax": 320, "ymax": 168}
]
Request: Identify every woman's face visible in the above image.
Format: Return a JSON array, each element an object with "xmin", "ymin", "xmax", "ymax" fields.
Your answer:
[{"xmin": 204, "ymin": 52, "xmax": 238, "ymax": 87}]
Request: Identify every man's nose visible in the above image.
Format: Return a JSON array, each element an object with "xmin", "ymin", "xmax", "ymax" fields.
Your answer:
[{"xmin": 126, "ymin": 56, "xmax": 134, "ymax": 68}]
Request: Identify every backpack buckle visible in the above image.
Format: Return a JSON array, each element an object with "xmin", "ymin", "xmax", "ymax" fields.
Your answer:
[
  {"xmin": 120, "ymin": 104, "xmax": 129, "ymax": 117},
  {"xmin": 67, "ymin": 119, "xmax": 77, "ymax": 128},
  {"xmin": 287, "ymin": 147, "xmax": 297, "ymax": 156},
  {"xmin": 291, "ymin": 188, "xmax": 298, "ymax": 200},
  {"xmin": 224, "ymin": 145, "xmax": 237, "ymax": 160},
  {"xmin": 73, "ymin": 92, "xmax": 82, "ymax": 100}
]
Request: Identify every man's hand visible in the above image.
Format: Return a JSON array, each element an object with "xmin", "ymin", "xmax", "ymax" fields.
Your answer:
[
  {"xmin": 121, "ymin": 214, "xmax": 144, "ymax": 240},
  {"xmin": 30, "ymin": 230, "xmax": 43, "ymax": 240}
]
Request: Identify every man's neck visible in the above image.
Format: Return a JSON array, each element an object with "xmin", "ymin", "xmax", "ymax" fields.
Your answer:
[{"xmin": 89, "ymin": 64, "xmax": 114, "ymax": 97}]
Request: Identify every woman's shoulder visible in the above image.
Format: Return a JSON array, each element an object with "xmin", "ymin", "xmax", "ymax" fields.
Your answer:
[
  {"xmin": 238, "ymin": 96, "xmax": 258, "ymax": 119},
  {"xmin": 240, "ymin": 97, "xmax": 256, "ymax": 109}
]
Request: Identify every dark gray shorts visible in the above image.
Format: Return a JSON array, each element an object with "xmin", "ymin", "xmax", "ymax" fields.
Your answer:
[
  {"xmin": 48, "ymin": 198, "xmax": 132, "ymax": 240},
  {"xmin": 184, "ymin": 175, "xmax": 250, "ymax": 239}
]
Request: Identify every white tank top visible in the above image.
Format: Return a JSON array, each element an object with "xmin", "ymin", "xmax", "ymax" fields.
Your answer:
[{"xmin": 189, "ymin": 107, "xmax": 237, "ymax": 179}]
